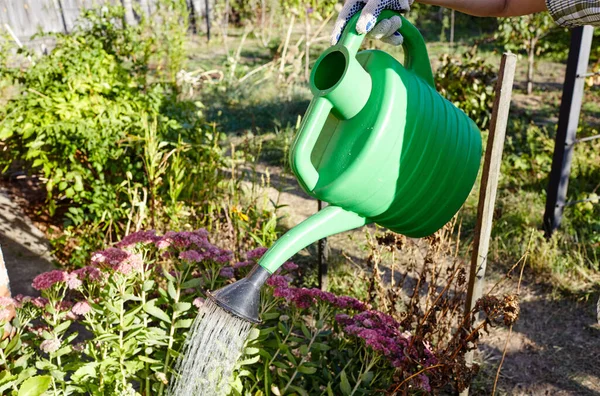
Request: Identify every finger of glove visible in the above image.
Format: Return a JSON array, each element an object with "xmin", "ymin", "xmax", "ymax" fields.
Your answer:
[
  {"xmin": 356, "ymin": 0, "xmax": 387, "ymax": 35},
  {"xmin": 381, "ymin": 31, "xmax": 404, "ymax": 46},
  {"xmin": 381, "ymin": 15, "xmax": 402, "ymax": 38},
  {"xmin": 331, "ymin": 0, "xmax": 366, "ymax": 45},
  {"xmin": 357, "ymin": 0, "xmax": 411, "ymax": 34},
  {"xmin": 366, "ymin": 18, "xmax": 392, "ymax": 40}
]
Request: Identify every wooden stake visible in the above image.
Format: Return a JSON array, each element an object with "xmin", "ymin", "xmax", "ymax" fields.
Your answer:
[{"xmin": 461, "ymin": 53, "xmax": 517, "ymax": 396}]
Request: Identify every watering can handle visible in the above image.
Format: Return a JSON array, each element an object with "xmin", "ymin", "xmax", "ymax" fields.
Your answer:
[{"xmin": 338, "ymin": 10, "xmax": 435, "ymax": 88}]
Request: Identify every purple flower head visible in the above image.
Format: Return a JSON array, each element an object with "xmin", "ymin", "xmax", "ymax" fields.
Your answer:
[
  {"xmin": 73, "ymin": 266, "xmax": 103, "ymax": 283},
  {"xmin": 116, "ymin": 230, "xmax": 160, "ymax": 249},
  {"xmin": 335, "ymin": 313, "xmax": 352, "ymax": 326},
  {"xmin": 72, "ymin": 301, "xmax": 91, "ymax": 316},
  {"xmin": 32, "ymin": 270, "xmax": 67, "ymax": 291},
  {"xmin": 156, "ymin": 230, "xmax": 210, "ymax": 250},
  {"xmin": 266, "ymin": 275, "xmax": 288, "ymax": 289},
  {"xmin": 12, "ymin": 294, "xmax": 31, "ymax": 308},
  {"xmin": 335, "ymin": 295, "xmax": 368, "ymax": 311},
  {"xmin": 32, "ymin": 297, "xmax": 49, "ymax": 309},
  {"xmin": 233, "ymin": 260, "xmax": 253, "ymax": 269},
  {"xmin": 336, "ymin": 310, "xmax": 420, "ymax": 368},
  {"xmin": 58, "ymin": 301, "xmax": 73, "ymax": 312},
  {"xmin": 246, "ymin": 247, "xmax": 268, "ymax": 260},
  {"xmin": 283, "ymin": 261, "xmax": 298, "ymax": 271},
  {"xmin": 417, "ymin": 374, "xmax": 431, "ymax": 393},
  {"xmin": 215, "ymin": 251, "xmax": 233, "ymax": 263},
  {"xmin": 179, "ymin": 250, "xmax": 203, "ymax": 263},
  {"xmin": 219, "ymin": 267, "xmax": 235, "ymax": 279}
]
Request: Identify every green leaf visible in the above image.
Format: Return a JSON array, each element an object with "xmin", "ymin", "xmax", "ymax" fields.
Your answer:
[
  {"xmin": 167, "ymin": 281, "xmax": 178, "ymax": 301},
  {"xmin": 247, "ymin": 327, "xmax": 260, "ymax": 341},
  {"xmin": 238, "ymin": 355, "xmax": 260, "ymax": 365},
  {"xmin": 18, "ymin": 376, "xmax": 52, "ymax": 396},
  {"xmin": 174, "ymin": 319, "xmax": 193, "ymax": 329},
  {"xmin": 54, "ymin": 320, "xmax": 72, "ymax": 334},
  {"xmin": 361, "ymin": 371, "xmax": 374, "ymax": 385},
  {"xmin": 297, "ymin": 365, "xmax": 317, "ymax": 375},
  {"xmin": 143, "ymin": 280, "xmax": 155, "ymax": 292},
  {"xmin": 288, "ymin": 385, "xmax": 309, "ymax": 396},
  {"xmin": 299, "ymin": 345, "xmax": 309, "ymax": 356},
  {"xmin": 144, "ymin": 300, "xmax": 171, "ymax": 323},
  {"xmin": 181, "ymin": 278, "xmax": 202, "ymax": 289},
  {"xmin": 340, "ymin": 370, "xmax": 352, "ymax": 396},
  {"xmin": 244, "ymin": 347, "xmax": 260, "ymax": 355},
  {"xmin": 173, "ymin": 302, "xmax": 191, "ymax": 312}
]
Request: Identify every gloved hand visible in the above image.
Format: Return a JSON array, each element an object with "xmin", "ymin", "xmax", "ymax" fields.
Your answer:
[{"xmin": 330, "ymin": 0, "xmax": 414, "ymax": 46}]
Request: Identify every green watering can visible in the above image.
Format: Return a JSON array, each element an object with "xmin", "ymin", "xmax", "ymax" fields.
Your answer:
[{"xmin": 208, "ymin": 11, "xmax": 482, "ymax": 323}]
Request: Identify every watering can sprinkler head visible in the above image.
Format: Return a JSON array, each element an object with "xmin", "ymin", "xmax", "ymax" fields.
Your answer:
[{"xmin": 207, "ymin": 265, "xmax": 270, "ymax": 324}]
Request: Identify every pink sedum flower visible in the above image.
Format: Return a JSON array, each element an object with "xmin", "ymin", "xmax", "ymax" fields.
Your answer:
[
  {"xmin": 40, "ymin": 338, "xmax": 61, "ymax": 354},
  {"xmin": 66, "ymin": 273, "xmax": 83, "ymax": 290},
  {"xmin": 32, "ymin": 297, "xmax": 49, "ymax": 309},
  {"xmin": 72, "ymin": 301, "xmax": 92, "ymax": 316},
  {"xmin": 193, "ymin": 297, "xmax": 205, "ymax": 309},
  {"xmin": 73, "ymin": 266, "xmax": 103, "ymax": 283},
  {"xmin": 116, "ymin": 230, "xmax": 160, "ymax": 249},
  {"xmin": 32, "ymin": 270, "xmax": 67, "ymax": 291},
  {"xmin": 179, "ymin": 250, "xmax": 203, "ymax": 262},
  {"xmin": 92, "ymin": 248, "xmax": 143, "ymax": 275}
]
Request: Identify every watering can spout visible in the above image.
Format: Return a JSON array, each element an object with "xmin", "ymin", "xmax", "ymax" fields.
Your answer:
[
  {"xmin": 207, "ymin": 206, "xmax": 368, "ymax": 323},
  {"xmin": 257, "ymin": 205, "xmax": 367, "ymax": 273}
]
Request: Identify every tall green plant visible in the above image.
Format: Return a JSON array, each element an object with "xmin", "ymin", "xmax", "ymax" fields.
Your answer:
[{"xmin": 495, "ymin": 14, "xmax": 556, "ymax": 95}]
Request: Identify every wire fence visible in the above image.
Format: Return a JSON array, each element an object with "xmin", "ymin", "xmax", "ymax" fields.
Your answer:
[{"xmin": 1, "ymin": 0, "xmax": 211, "ymax": 50}]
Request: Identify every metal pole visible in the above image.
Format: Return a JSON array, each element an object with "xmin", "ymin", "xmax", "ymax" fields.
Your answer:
[
  {"xmin": 461, "ymin": 53, "xmax": 517, "ymax": 396},
  {"xmin": 317, "ymin": 200, "xmax": 329, "ymax": 290},
  {"xmin": 205, "ymin": 0, "xmax": 211, "ymax": 42},
  {"xmin": 543, "ymin": 26, "xmax": 594, "ymax": 237}
]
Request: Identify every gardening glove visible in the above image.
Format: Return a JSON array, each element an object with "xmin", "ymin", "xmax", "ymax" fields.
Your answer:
[{"xmin": 330, "ymin": 0, "xmax": 413, "ymax": 46}]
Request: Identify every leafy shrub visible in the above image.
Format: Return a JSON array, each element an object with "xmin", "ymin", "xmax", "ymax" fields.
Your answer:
[
  {"xmin": 0, "ymin": 228, "xmax": 515, "ymax": 395},
  {"xmin": 435, "ymin": 52, "xmax": 496, "ymax": 130},
  {"xmin": 0, "ymin": 6, "xmax": 231, "ymax": 266}
]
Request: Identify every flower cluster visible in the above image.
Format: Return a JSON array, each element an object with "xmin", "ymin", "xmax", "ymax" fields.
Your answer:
[
  {"xmin": 92, "ymin": 248, "xmax": 143, "ymax": 275},
  {"xmin": 32, "ymin": 270, "xmax": 68, "ymax": 291},
  {"xmin": 336, "ymin": 311, "xmax": 437, "ymax": 392},
  {"xmin": 165, "ymin": 230, "xmax": 232, "ymax": 264},
  {"xmin": 336, "ymin": 311, "xmax": 409, "ymax": 366},
  {"xmin": 116, "ymin": 230, "xmax": 161, "ymax": 249},
  {"xmin": 267, "ymin": 276, "xmax": 367, "ymax": 311}
]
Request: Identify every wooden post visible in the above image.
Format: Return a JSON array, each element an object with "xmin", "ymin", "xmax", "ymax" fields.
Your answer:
[{"xmin": 461, "ymin": 53, "xmax": 517, "ymax": 395}]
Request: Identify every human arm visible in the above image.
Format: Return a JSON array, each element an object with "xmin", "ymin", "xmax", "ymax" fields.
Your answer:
[{"xmin": 415, "ymin": 0, "xmax": 547, "ymax": 18}]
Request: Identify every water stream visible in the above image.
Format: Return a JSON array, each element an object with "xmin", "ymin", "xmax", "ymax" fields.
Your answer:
[{"xmin": 169, "ymin": 299, "xmax": 252, "ymax": 395}]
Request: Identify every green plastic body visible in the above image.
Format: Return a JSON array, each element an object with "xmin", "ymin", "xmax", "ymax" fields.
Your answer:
[{"xmin": 258, "ymin": 11, "xmax": 482, "ymax": 274}]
